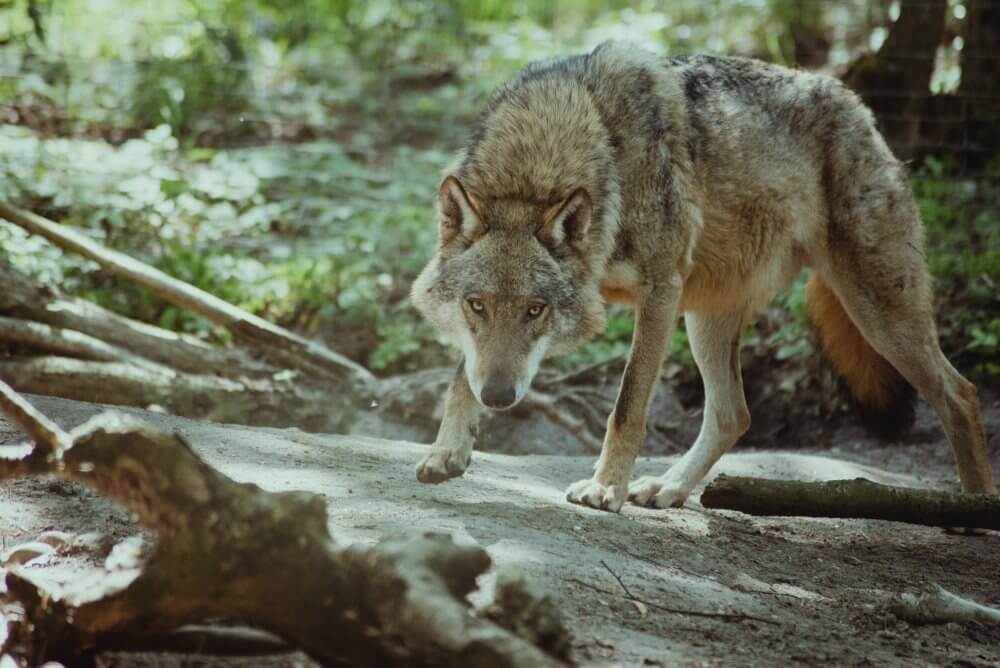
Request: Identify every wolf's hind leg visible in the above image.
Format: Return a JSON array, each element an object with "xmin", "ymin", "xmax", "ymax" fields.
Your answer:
[
  {"xmin": 629, "ymin": 308, "xmax": 749, "ymax": 508},
  {"xmin": 820, "ymin": 267, "xmax": 997, "ymax": 494},
  {"xmin": 416, "ymin": 364, "xmax": 481, "ymax": 484}
]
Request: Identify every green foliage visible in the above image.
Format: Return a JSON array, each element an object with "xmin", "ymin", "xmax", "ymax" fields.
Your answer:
[
  {"xmin": 556, "ymin": 308, "xmax": 634, "ymax": 371},
  {"xmin": 0, "ymin": 0, "xmax": 995, "ymax": 382},
  {"xmin": 913, "ymin": 158, "xmax": 1000, "ymax": 377},
  {"xmin": 764, "ymin": 274, "xmax": 814, "ymax": 363},
  {"xmin": 129, "ymin": 31, "xmax": 251, "ymax": 140},
  {"xmin": 0, "ymin": 123, "xmax": 447, "ymax": 371}
]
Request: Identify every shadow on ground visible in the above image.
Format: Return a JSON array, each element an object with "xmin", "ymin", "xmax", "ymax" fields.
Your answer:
[{"xmin": 2, "ymin": 395, "xmax": 999, "ymax": 667}]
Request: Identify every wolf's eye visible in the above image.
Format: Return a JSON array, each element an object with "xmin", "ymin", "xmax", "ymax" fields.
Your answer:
[
  {"xmin": 468, "ymin": 298, "xmax": 485, "ymax": 314},
  {"xmin": 527, "ymin": 304, "xmax": 545, "ymax": 319}
]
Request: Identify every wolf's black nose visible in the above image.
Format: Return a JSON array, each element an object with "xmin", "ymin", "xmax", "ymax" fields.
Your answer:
[{"xmin": 481, "ymin": 382, "xmax": 516, "ymax": 409}]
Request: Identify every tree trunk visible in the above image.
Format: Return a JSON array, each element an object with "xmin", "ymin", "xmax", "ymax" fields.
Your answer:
[
  {"xmin": 957, "ymin": 0, "xmax": 1000, "ymax": 160},
  {"xmin": 844, "ymin": 0, "xmax": 947, "ymax": 158},
  {"xmin": 959, "ymin": 0, "xmax": 1000, "ymax": 96}
]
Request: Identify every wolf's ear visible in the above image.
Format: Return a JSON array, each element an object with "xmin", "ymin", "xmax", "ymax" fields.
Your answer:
[
  {"xmin": 538, "ymin": 189, "xmax": 591, "ymax": 251},
  {"xmin": 438, "ymin": 176, "xmax": 485, "ymax": 246}
]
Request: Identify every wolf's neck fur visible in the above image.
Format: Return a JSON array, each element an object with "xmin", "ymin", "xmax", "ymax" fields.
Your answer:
[{"xmin": 452, "ymin": 55, "xmax": 622, "ymax": 278}]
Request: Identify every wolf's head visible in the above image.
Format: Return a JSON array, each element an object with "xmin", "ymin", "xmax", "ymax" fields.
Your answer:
[{"xmin": 412, "ymin": 176, "xmax": 607, "ymax": 410}]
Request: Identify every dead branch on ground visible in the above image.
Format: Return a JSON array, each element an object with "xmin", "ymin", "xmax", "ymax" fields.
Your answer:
[
  {"xmin": 0, "ymin": 262, "xmax": 267, "ymax": 377},
  {"xmin": 891, "ymin": 584, "xmax": 1000, "ymax": 626},
  {"xmin": 0, "ymin": 380, "xmax": 569, "ymax": 667},
  {"xmin": 0, "ymin": 251, "xmax": 356, "ymax": 431},
  {"xmin": 0, "ymin": 202, "xmax": 373, "ymax": 387},
  {"xmin": 701, "ymin": 475, "xmax": 1000, "ymax": 530}
]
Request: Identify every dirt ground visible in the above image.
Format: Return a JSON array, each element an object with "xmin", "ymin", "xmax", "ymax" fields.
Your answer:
[{"xmin": 2, "ymin": 392, "xmax": 1000, "ymax": 667}]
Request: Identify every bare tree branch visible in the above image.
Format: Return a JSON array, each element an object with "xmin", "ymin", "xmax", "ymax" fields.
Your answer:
[
  {"xmin": 0, "ymin": 263, "xmax": 271, "ymax": 378},
  {"xmin": 0, "ymin": 355, "xmax": 340, "ymax": 429},
  {"xmin": 0, "ymin": 202, "xmax": 375, "ymax": 386},
  {"xmin": 0, "ymin": 376, "xmax": 68, "ymax": 458},
  {"xmin": 892, "ymin": 584, "xmax": 1000, "ymax": 626},
  {"xmin": 0, "ymin": 315, "xmax": 157, "ymax": 366}
]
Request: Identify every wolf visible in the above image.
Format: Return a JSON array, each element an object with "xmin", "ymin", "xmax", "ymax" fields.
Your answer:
[{"xmin": 410, "ymin": 41, "xmax": 997, "ymax": 512}]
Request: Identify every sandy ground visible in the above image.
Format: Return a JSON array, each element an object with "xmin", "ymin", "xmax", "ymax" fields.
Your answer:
[{"xmin": 2, "ymin": 394, "xmax": 1000, "ymax": 667}]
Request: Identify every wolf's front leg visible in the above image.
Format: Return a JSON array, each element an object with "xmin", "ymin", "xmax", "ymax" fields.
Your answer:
[
  {"xmin": 416, "ymin": 363, "xmax": 481, "ymax": 484},
  {"xmin": 566, "ymin": 284, "xmax": 679, "ymax": 512},
  {"xmin": 629, "ymin": 308, "xmax": 750, "ymax": 508}
]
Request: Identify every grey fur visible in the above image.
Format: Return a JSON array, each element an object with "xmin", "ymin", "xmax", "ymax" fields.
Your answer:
[{"xmin": 412, "ymin": 41, "xmax": 996, "ymax": 506}]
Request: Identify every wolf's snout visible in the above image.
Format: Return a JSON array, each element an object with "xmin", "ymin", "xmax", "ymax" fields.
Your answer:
[{"xmin": 481, "ymin": 381, "xmax": 517, "ymax": 410}]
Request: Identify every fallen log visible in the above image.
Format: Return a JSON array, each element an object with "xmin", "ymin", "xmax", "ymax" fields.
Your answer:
[
  {"xmin": 0, "ymin": 356, "xmax": 338, "ymax": 428},
  {"xmin": 0, "ymin": 201, "xmax": 374, "ymax": 387},
  {"xmin": 0, "ymin": 263, "xmax": 272, "ymax": 379},
  {"xmin": 0, "ymin": 315, "xmax": 153, "ymax": 366},
  {"xmin": 0, "ymin": 203, "xmax": 624, "ymax": 451},
  {"xmin": 0, "ymin": 380, "xmax": 569, "ymax": 667},
  {"xmin": 700, "ymin": 475, "xmax": 1000, "ymax": 530},
  {"xmin": 0, "ymin": 262, "xmax": 356, "ymax": 431}
]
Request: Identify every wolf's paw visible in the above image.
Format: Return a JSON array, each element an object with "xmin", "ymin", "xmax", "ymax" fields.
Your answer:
[
  {"xmin": 565, "ymin": 477, "xmax": 627, "ymax": 513},
  {"xmin": 627, "ymin": 475, "xmax": 691, "ymax": 509},
  {"xmin": 416, "ymin": 448, "xmax": 470, "ymax": 484}
]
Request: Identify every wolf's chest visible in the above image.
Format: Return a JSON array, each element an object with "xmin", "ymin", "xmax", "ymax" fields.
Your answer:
[{"xmin": 599, "ymin": 261, "xmax": 641, "ymax": 305}]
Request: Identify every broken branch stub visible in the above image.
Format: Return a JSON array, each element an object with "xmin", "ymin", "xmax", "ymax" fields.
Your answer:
[
  {"xmin": 892, "ymin": 584, "xmax": 1000, "ymax": 626},
  {"xmin": 0, "ymin": 381, "xmax": 567, "ymax": 667}
]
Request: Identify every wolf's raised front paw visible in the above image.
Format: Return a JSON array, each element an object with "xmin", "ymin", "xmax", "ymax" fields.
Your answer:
[
  {"xmin": 565, "ymin": 477, "xmax": 627, "ymax": 513},
  {"xmin": 627, "ymin": 475, "xmax": 690, "ymax": 508},
  {"xmin": 416, "ymin": 448, "xmax": 470, "ymax": 484}
]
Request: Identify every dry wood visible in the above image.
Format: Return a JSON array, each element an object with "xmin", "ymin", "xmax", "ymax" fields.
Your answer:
[
  {"xmin": 0, "ymin": 356, "xmax": 340, "ymax": 430},
  {"xmin": 0, "ymin": 202, "xmax": 374, "ymax": 386},
  {"xmin": 892, "ymin": 584, "xmax": 1000, "ymax": 626},
  {"xmin": 0, "ymin": 315, "xmax": 156, "ymax": 366},
  {"xmin": 0, "ymin": 263, "xmax": 271, "ymax": 378},
  {"xmin": 0, "ymin": 380, "xmax": 568, "ymax": 667},
  {"xmin": 700, "ymin": 475, "xmax": 1000, "ymax": 529},
  {"xmin": 0, "ymin": 378, "xmax": 68, "ymax": 459},
  {"xmin": 103, "ymin": 625, "xmax": 293, "ymax": 656},
  {"xmin": 0, "ymin": 262, "xmax": 355, "ymax": 430}
]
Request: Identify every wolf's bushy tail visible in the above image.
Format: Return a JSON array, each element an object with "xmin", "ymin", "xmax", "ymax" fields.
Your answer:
[{"xmin": 805, "ymin": 274, "xmax": 916, "ymax": 440}]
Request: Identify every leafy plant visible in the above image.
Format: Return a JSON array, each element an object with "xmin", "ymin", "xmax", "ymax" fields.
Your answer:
[{"xmin": 1, "ymin": 0, "xmax": 996, "ymax": 384}]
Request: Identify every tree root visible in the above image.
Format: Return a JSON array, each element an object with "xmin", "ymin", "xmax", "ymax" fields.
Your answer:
[
  {"xmin": 522, "ymin": 390, "xmax": 604, "ymax": 453},
  {"xmin": 534, "ymin": 355, "xmax": 623, "ymax": 390},
  {"xmin": 0, "ymin": 380, "xmax": 569, "ymax": 667}
]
